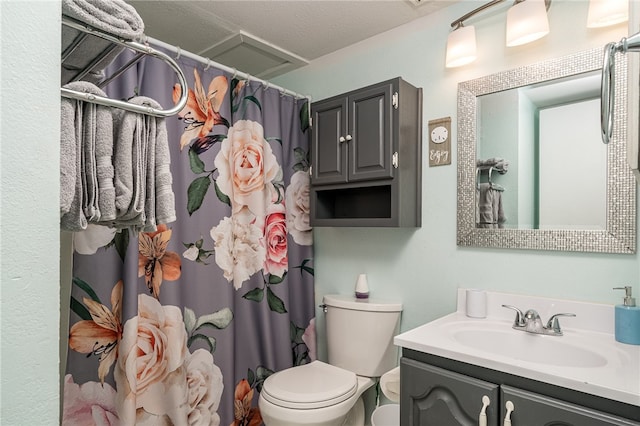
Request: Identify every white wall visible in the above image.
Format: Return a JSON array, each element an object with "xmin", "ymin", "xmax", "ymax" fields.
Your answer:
[
  {"xmin": 0, "ymin": 1, "xmax": 61, "ymax": 423},
  {"xmin": 538, "ymin": 99, "xmax": 606, "ymax": 229},
  {"xmin": 274, "ymin": 0, "xmax": 639, "ymax": 362}
]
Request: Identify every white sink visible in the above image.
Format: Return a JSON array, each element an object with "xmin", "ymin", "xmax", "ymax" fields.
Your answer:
[
  {"xmin": 449, "ymin": 325, "xmax": 607, "ymax": 368},
  {"xmin": 394, "ymin": 290, "xmax": 640, "ymax": 407}
]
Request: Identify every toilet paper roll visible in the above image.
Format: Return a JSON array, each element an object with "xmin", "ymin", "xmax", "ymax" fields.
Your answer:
[
  {"xmin": 379, "ymin": 366, "xmax": 400, "ymax": 403},
  {"xmin": 466, "ymin": 288, "xmax": 487, "ymax": 318}
]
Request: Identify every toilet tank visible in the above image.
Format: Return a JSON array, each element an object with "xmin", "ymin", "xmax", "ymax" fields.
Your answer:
[{"xmin": 323, "ymin": 294, "xmax": 402, "ymax": 377}]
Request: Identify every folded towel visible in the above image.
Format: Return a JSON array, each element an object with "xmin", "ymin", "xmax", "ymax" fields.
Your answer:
[
  {"xmin": 60, "ymin": 92, "xmax": 79, "ymax": 216},
  {"xmin": 149, "ymin": 100, "xmax": 176, "ymax": 228},
  {"xmin": 61, "ymin": 81, "xmax": 115, "ymax": 229},
  {"xmin": 60, "ymin": 94, "xmax": 87, "ymax": 231},
  {"xmin": 112, "ymin": 97, "xmax": 176, "ymax": 232},
  {"xmin": 476, "ymin": 157, "xmax": 509, "ymax": 174},
  {"xmin": 61, "ymin": 0, "xmax": 144, "ymax": 84},
  {"xmin": 113, "ymin": 100, "xmax": 147, "ymax": 230},
  {"xmin": 476, "ymin": 183, "xmax": 506, "ymax": 228}
]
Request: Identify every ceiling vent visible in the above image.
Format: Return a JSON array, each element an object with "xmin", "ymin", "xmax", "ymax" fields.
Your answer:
[{"xmin": 198, "ymin": 31, "xmax": 309, "ymax": 80}]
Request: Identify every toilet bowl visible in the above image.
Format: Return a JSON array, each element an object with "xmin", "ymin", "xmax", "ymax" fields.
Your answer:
[
  {"xmin": 258, "ymin": 294, "xmax": 403, "ymax": 426},
  {"xmin": 259, "ymin": 361, "xmax": 374, "ymax": 426}
]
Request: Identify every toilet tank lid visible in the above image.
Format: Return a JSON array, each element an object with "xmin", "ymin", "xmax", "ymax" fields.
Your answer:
[{"xmin": 323, "ymin": 294, "xmax": 403, "ymax": 312}]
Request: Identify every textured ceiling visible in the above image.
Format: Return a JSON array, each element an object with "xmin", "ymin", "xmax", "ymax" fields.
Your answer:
[{"xmin": 128, "ymin": 0, "xmax": 454, "ymax": 78}]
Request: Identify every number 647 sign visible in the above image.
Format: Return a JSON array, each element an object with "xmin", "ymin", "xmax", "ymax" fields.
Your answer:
[{"xmin": 428, "ymin": 117, "xmax": 451, "ymax": 167}]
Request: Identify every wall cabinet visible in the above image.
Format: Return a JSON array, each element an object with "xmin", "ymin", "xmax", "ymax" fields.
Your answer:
[
  {"xmin": 310, "ymin": 77, "xmax": 422, "ymax": 227},
  {"xmin": 401, "ymin": 356, "xmax": 640, "ymax": 426}
]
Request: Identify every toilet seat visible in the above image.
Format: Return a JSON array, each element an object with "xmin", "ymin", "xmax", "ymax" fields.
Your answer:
[{"xmin": 261, "ymin": 361, "xmax": 358, "ymax": 410}]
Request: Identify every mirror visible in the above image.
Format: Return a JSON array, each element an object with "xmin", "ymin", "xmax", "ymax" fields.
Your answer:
[{"xmin": 457, "ymin": 48, "xmax": 636, "ymax": 253}]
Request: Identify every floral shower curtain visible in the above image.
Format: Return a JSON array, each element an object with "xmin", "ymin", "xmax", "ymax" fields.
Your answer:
[{"xmin": 62, "ymin": 47, "xmax": 315, "ymax": 425}]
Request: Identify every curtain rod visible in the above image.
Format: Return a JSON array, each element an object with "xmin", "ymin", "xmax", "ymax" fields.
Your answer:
[{"xmin": 146, "ymin": 37, "xmax": 310, "ymax": 102}]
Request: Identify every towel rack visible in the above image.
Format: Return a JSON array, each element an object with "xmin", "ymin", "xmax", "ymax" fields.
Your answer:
[
  {"xmin": 60, "ymin": 16, "xmax": 188, "ymax": 117},
  {"xmin": 476, "ymin": 166, "xmax": 505, "ymax": 191}
]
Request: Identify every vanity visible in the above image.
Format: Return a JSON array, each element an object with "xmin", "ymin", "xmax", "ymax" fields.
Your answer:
[{"xmin": 394, "ymin": 290, "xmax": 640, "ymax": 426}]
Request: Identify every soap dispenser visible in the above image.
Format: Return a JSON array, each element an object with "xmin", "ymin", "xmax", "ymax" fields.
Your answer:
[{"xmin": 613, "ymin": 286, "xmax": 640, "ymax": 345}]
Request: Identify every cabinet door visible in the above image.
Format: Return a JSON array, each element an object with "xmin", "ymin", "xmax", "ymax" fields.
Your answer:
[
  {"xmin": 401, "ymin": 358, "xmax": 500, "ymax": 426},
  {"xmin": 348, "ymin": 82, "xmax": 394, "ymax": 182},
  {"xmin": 311, "ymin": 96, "xmax": 348, "ymax": 185},
  {"xmin": 501, "ymin": 386, "xmax": 640, "ymax": 426}
]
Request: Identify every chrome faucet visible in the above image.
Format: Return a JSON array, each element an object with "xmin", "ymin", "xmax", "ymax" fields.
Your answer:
[{"xmin": 502, "ymin": 305, "xmax": 576, "ymax": 336}]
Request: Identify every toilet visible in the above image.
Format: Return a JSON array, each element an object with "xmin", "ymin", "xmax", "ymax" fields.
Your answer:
[{"xmin": 259, "ymin": 294, "xmax": 402, "ymax": 426}]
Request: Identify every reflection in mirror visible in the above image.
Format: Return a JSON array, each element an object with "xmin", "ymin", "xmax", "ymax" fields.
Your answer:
[
  {"xmin": 477, "ymin": 71, "xmax": 606, "ymax": 230},
  {"xmin": 457, "ymin": 48, "xmax": 636, "ymax": 253}
]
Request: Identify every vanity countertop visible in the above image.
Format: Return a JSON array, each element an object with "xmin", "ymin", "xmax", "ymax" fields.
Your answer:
[{"xmin": 394, "ymin": 289, "xmax": 640, "ymax": 407}]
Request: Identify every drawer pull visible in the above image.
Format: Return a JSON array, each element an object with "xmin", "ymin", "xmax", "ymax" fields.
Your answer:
[
  {"xmin": 503, "ymin": 400, "xmax": 514, "ymax": 426},
  {"xmin": 479, "ymin": 395, "xmax": 490, "ymax": 426}
]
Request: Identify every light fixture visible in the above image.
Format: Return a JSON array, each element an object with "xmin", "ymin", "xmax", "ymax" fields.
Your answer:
[
  {"xmin": 445, "ymin": 0, "xmax": 552, "ymax": 68},
  {"xmin": 587, "ymin": 0, "xmax": 628, "ymax": 28},
  {"xmin": 506, "ymin": 0, "xmax": 550, "ymax": 47},
  {"xmin": 445, "ymin": 24, "xmax": 477, "ymax": 68}
]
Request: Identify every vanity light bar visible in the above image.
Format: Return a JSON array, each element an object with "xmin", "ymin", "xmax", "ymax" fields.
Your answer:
[{"xmin": 446, "ymin": 0, "xmax": 628, "ymax": 68}]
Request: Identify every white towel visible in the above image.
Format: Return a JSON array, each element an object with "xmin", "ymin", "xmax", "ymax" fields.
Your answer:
[{"xmin": 61, "ymin": 0, "xmax": 144, "ymax": 84}]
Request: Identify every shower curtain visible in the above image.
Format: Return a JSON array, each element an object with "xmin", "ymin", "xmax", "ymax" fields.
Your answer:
[{"xmin": 62, "ymin": 47, "xmax": 315, "ymax": 425}]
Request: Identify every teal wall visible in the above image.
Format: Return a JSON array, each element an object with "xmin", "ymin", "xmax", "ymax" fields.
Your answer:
[
  {"xmin": 274, "ymin": 0, "xmax": 640, "ymax": 362},
  {"xmin": 1, "ymin": 1, "xmax": 61, "ymax": 423},
  {"xmin": 0, "ymin": 1, "xmax": 637, "ymax": 423}
]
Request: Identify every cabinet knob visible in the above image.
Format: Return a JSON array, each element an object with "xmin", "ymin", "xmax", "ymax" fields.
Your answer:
[
  {"xmin": 339, "ymin": 136, "xmax": 346, "ymax": 143},
  {"xmin": 345, "ymin": 134, "xmax": 353, "ymax": 141}
]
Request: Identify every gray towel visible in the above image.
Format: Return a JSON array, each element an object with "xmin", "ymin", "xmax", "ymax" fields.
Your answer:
[
  {"xmin": 61, "ymin": 0, "xmax": 144, "ymax": 84},
  {"xmin": 476, "ymin": 183, "xmax": 506, "ymax": 229},
  {"xmin": 61, "ymin": 81, "xmax": 115, "ymax": 229},
  {"xmin": 143, "ymin": 98, "xmax": 176, "ymax": 230},
  {"xmin": 113, "ymin": 100, "xmax": 147, "ymax": 230},
  {"xmin": 60, "ymin": 94, "xmax": 78, "ymax": 216},
  {"xmin": 60, "ymin": 95, "xmax": 87, "ymax": 231},
  {"xmin": 114, "ymin": 96, "xmax": 176, "ymax": 232}
]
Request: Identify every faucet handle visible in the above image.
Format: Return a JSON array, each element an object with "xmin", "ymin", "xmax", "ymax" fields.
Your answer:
[
  {"xmin": 502, "ymin": 305, "xmax": 525, "ymax": 327},
  {"xmin": 545, "ymin": 313, "xmax": 576, "ymax": 334}
]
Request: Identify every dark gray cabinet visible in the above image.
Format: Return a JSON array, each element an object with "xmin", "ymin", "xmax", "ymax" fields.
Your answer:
[
  {"xmin": 400, "ymin": 355, "xmax": 640, "ymax": 426},
  {"xmin": 310, "ymin": 77, "xmax": 422, "ymax": 227},
  {"xmin": 500, "ymin": 386, "xmax": 640, "ymax": 426},
  {"xmin": 401, "ymin": 358, "xmax": 499, "ymax": 426}
]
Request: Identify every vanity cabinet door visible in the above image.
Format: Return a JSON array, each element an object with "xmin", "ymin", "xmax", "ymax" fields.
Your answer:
[
  {"xmin": 401, "ymin": 357, "xmax": 500, "ymax": 426},
  {"xmin": 501, "ymin": 386, "xmax": 640, "ymax": 426}
]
